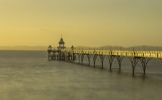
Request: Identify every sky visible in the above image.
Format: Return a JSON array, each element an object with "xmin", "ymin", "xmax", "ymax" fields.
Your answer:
[{"xmin": 0, "ymin": 0, "xmax": 162, "ymax": 48}]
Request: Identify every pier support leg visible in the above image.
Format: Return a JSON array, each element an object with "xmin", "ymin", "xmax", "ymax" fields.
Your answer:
[
  {"xmin": 72, "ymin": 54, "xmax": 76, "ymax": 61},
  {"xmin": 81, "ymin": 54, "xmax": 84, "ymax": 64},
  {"xmin": 116, "ymin": 56, "xmax": 124, "ymax": 71},
  {"xmin": 101, "ymin": 60, "xmax": 104, "ymax": 68},
  {"xmin": 93, "ymin": 61, "xmax": 96, "ymax": 67},
  {"xmin": 108, "ymin": 55, "xmax": 115, "ymax": 71},
  {"xmin": 53, "ymin": 51, "xmax": 55, "ymax": 60},
  {"xmin": 109, "ymin": 63, "xmax": 112, "ymax": 71},
  {"xmin": 140, "ymin": 58, "xmax": 151, "ymax": 75},
  {"xmin": 129, "ymin": 57, "xmax": 140, "ymax": 76},
  {"xmin": 87, "ymin": 54, "xmax": 91, "ymax": 65},
  {"xmin": 78, "ymin": 54, "xmax": 81, "ymax": 64},
  {"xmin": 99, "ymin": 55, "xmax": 105, "ymax": 69},
  {"xmin": 65, "ymin": 53, "xmax": 67, "ymax": 61},
  {"xmin": 132, "ymin": 66, "xmax": 135, "ymax": 76},
  {"xmin": 93, "ymin": 54, "xmax": 98, "ymax": 67}
]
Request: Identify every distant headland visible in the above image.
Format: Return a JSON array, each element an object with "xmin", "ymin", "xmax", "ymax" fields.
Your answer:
[{"xmin": 0, "ymin": 45, "xmax": 162, "ymax": 51}]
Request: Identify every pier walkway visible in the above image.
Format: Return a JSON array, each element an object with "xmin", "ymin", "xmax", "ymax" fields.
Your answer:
[
  {"xmin": 48, "ymin": 49, "xmax": 162, "ymax": 76},
  {"xmin": 48, "ymin": 37, "xmax": 162, "ymax": 76}
]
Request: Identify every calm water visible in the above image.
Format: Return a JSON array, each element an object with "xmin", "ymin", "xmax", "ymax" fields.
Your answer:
[{"xmin": 0, "ymin": 50, "xmax": 162, "ymax": 100}]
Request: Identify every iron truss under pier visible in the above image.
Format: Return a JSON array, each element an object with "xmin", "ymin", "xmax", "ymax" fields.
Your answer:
[{"xmin": 48, "ymin": 49, "xmax": 162, "ymax": 76}]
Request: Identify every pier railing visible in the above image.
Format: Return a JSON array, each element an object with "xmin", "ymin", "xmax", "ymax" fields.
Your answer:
[
  {"xmin": 61, "ymin": 50, "xmax": 162, "ymax": 58},
  {"xmin": 48, "ymin": 49, "xmax": 162, "ymax": 76}
]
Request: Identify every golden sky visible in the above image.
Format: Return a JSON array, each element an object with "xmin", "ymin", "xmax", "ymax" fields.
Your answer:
[{"xmin": 0, "ymin": 0, "xmax": 162, "ymax": 47}]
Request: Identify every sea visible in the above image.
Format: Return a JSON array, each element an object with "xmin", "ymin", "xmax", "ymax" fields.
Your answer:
[{"xmin": 0, "ymin": 50, "xmax": 162, "ymax": 100}]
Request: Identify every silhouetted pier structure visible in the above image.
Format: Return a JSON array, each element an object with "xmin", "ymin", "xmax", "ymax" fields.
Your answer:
[{"xmin": 48, "ymin": 37, "xmax": 162, "ymax": 76}]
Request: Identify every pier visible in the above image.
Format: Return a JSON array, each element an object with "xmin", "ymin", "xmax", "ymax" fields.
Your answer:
[{"xmin": 48, "ymin": 37, "xmax": 162, "ymax": 76}]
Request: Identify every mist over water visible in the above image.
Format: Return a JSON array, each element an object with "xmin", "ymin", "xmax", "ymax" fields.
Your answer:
[{"xmin": 0, "ymin": 50, "xmax": 162, "ymax": 100}]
